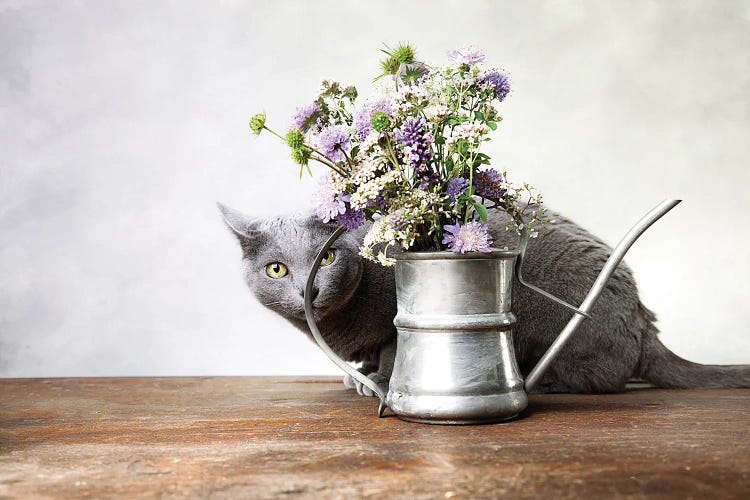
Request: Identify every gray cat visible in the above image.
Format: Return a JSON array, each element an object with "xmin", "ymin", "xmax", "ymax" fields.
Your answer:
[{"xmin": 218, "ymin": 203, "xmax": 750, "ymax": 394}]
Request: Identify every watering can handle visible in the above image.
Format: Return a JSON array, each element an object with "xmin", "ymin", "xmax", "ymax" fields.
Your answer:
[
  {"xmin": 521, "ymin": 199, "xmax": 682, "ymax": 392},
  {"xmin": 515, "ymin": 228, "xmax": 592, "ymax": 319},
  {"xmin": 304, "ymin": 227, "xmax": 389, "ymax": 417}
]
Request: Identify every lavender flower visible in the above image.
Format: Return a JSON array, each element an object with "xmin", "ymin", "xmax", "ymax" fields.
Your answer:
[
  {"xmin": 482, "ymin": 69, "xmax": 511, "ymax": 102},
  {"xmin": 446, "ymin": 178, "xmax": 470, "ymax": 200},
  {"xmin": 292, "ymin": 102, "xmax": 321, "ymax": 132},
  {"xmin": 474, "ymin": 168, "xmax": 507, "ymax": 199},
  {"xmin": 388, "ymin": 209, "xmax": 410, "ymax": 232},
  {"xmin": 352, "ymin": 97, "xmax": 394, "ymax": 140},
  {"xmin": 447, "ymin": 45, "xmax": 486, "ymax": 66},
  {"xmin": 396, "ymin": 118, "xmax": 433, "ymax": 171},
  {"xmin": 336, "ymin": 195, "xmax": 366, "ymax": 230},
  {"xmin": 318, "ymin": 125, "xmax": 352, "ymax": 162},
  {"xmin": 418, "ymin": 172, "xmax": 440, "ymax": 191},
  {"xmin": 442, "ymin": 221, "xmax": 493, "ymax": 254},
  {"xmin": 315, "ymin": 177, "xmax": 346, "ymax": 222},
  {"xmin": 369, "ymin": 192, "xmax": 387, "ymax": 210}
]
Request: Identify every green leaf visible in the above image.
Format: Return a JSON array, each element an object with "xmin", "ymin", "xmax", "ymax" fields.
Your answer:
[
  {"xmin": 474, "ymin": 111, "xmax": 485, "ymax": 121},
  {"xmin": 474, "ymin": 202, "xmax": 488, "ymax": 222},
  {"xmin": 487, "ymin": 121, "xmax": 497, "ymax": 130}
]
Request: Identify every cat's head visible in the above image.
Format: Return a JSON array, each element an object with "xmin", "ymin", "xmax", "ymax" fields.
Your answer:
[{"xmin": 218, "ymin": 203, "xmax": 364, "ymax": 322}]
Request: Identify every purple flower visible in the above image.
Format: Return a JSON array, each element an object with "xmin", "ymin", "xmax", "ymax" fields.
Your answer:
[
  {"xmin": 352, "ymin": 97, "xmax": 394, "ymax": 140},
  {"xmin": 315, "ymin": 177, "xmax": 346, "ymax": 222},
  {"xmin": 292, "ymin": 102, "xmax": 321, "ymax": 132},
  {"xmin": 447, "ymin": 46, "xmax": 486, "ymax": 66},
  {"xmin": 396, "ymin": 118, "xmax": 433, "ymax": 171},
  {"xmin": 418, "ymin": 172, "xmax": 440, "ymax": 191},
  {"xmin": 482, "ymin": 69, "xmax": 511, "ymax": 102},
  {"xmin": 318, "ymin": 125, "xmax": 352, "ymax": 162},
  {"xmin": 388, "ymin": 210, "xmax": 410, "ymax": 232},
  {"xmin": 474, "ymin": 168, "xmax": 507, "ymax": 199},
  {"xmin": 335, "ymin": 194, "xmax": 366, "ymax": 230},
  {"xmin": 369, "ymin": 192, "xmax": 387, "ymax": 210},
  {"xmin": 442, "ymin": 221, "xmax": 493, "ymax": 254},
  {"xmin": 446, "ymin": 178, "xmax": 470, "ymax": 200}
]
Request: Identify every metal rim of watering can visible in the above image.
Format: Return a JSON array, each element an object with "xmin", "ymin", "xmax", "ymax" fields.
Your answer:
[{"xmin": 392, "ymin": 248, "xmax": 519, "ymax": 260}]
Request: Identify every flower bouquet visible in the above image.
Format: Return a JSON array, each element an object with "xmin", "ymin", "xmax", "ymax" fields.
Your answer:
[{"xmin": 249, "ymin": 43, "xmax": 547, "ymax": 265}]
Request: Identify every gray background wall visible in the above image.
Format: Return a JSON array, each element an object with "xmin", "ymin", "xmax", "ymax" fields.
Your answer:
[{"xmin": 1, "ymin": 0, "xmax": 749, "ymax": 377}]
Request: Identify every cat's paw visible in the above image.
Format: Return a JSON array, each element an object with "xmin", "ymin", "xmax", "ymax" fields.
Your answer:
[
  {"xmin": 343, "ymin": 373, "xmax": 358, "ymax": 389},
  {"xmin": 356, "ymin": 372, "xmax": 388, "ymax": 397},
  {"xmin": 342, "ymin": 372, "xmax": 387, "ymax": 397}
]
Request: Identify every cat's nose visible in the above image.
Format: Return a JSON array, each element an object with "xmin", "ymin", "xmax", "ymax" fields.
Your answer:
[{"xmin": 300, "ymin": 286, "xmax": 319, "ymax": 301}]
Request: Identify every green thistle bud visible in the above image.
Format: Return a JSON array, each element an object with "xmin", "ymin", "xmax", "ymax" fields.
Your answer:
[
  {"xmin": 371, "ymin": 112, "xmax": 391, "ymax": 132},
  {"xmin": 286, "ymin": 129, "xmax": 305, "ymax": 149},
  {"xmin": 392, "ymin": 43, "xmax": 416, "ymax": 64},
  {"xmin": 249, "ymin": 113, "xmax": 266, "ymax": 135},
  {"xmin": 380, "ymin": 57, "xmax": 400, "ymax": 76},
  {"xmin": 291, "ymin": 147, "xmax": 312, "ymax": 166}
]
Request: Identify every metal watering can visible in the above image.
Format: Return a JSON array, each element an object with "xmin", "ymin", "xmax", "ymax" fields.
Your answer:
[{"xmin": 305, "ymin": 199, "xmax": 681, "ymax": 424}]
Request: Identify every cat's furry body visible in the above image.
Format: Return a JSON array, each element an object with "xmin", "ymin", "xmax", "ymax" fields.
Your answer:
[{"xmin": 220, "ymin": 203, "xmax": 750, "ymax": 393}]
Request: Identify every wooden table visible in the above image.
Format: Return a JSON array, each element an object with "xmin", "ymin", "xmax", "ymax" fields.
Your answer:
[{"xmin": 1, "ymin": 377, "xmax": 748, "ymax": 498}]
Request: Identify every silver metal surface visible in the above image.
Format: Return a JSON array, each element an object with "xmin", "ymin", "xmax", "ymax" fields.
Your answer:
[
  {"xmin": 523, "ymin": 199, "xmax": 682, "ymax": 392},
  {"xmin": 387, "ymin": 251, "xmax": 527, "ymax": 423}
]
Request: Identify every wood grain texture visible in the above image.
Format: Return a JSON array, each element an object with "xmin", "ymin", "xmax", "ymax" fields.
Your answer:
[{"xmin": 1, "ymin": 377, "xmax": 748, "ymax": 499}]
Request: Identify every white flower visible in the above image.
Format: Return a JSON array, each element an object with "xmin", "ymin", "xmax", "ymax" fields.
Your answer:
[
  {"xmin": 357, "ymin": 132, "xmax": 381, "ymax": 158},
  {"xmin": 445, "ymin": 122, "xmax": 490, "ymax": 149},
  {"xmin": 424, "ymin": 104, "xmax": 451, "ymax": 122},
  {"xmin": 377, "ymin": 250, "xmax": 396, "ymax": 267},
  {"xmin": 360, "ymin": 220, "xmax": 397, "ymax": 266},
  {"xmin": 394, "ymin": 85, "xmax": 429, "ymax": 114},
  {"xmin": 349, "ymin": 170, "xmax": 399, "ymax": 210}
]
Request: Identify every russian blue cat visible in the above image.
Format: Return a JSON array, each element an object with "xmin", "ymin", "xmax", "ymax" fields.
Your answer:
[{"xmin": 219, "ymin": 203, "xmax": 750, "ymax": 394}]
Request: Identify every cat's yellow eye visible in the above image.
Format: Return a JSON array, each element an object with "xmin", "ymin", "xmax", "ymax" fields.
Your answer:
[
  {"xmin": 320, "ymin": 249, "xmax": 336, "ymax": 266},
  {"xmin": 265, "ymin": 262, "xmax": 288, "ymax": 279}
]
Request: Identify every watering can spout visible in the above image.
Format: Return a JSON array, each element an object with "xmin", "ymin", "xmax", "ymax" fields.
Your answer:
[{"xmin": 521, "ymin": 199, "xmax": 682, "ymax": 393}]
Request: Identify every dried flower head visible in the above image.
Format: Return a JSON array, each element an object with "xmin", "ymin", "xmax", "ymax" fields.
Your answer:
[{"xmin": 249, "ymin": 113, "xmax": 266, "ymax": 135}]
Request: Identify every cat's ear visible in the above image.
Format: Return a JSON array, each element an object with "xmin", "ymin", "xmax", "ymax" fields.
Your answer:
[{"xmin": 217, "ymin": 202, "xmax": 262, "ymax": 242}]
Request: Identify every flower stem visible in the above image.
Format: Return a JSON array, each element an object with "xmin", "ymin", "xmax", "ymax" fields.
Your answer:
[
  {"xmin": 262, "ymin": 125, "xmax": 286, "ymax": 142},
  {"xmin": 339, "ymin": 147, "xmax": 354, "ymax": 170},
  {"xmin": 312, "ymin": 156, "xmax": 348, "ymax": 177}
]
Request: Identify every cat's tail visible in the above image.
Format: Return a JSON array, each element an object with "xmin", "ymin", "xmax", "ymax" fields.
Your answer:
[{"xmin": 638, "ymin": 304, "xmax": 750, "ymax": 389}]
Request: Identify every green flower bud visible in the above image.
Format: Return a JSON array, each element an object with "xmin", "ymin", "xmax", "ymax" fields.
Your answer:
[
  {"xmin": 371, "ymin": 112, "xmax": 391, "ymax": 132},
  {"xmin": 291, "ymin": 147, "xmax": 312, "ymax": 166},
  {"xmin": 249, "ymin": 113, "xmax": 266, "ymax": 135},
  {"xmin": 392, "ymin": 43, "xmax": 416, "ymax": 64},
  {"xmin": 380, "ymin": 57, "xmax": 400, "ymax": 76},
  {"xmin": 286, "ymin": 129, "xmax": 305, "ymax": 149}
]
